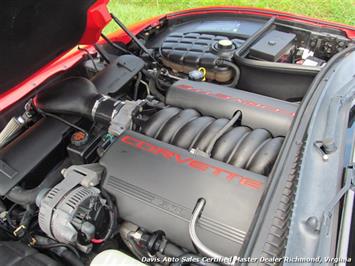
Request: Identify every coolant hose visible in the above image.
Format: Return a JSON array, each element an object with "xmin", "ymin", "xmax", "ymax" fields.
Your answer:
[
  {"xmin": 216, "ymin": 59, "xmax": 240, "ymax": 87},
  {"xmin": 19, "ymin": 204, "xmax": 36, "ymax": 229},
  {"xmin": 6, "ymin": 160, "xmax": 70, "ymax": 206},
  {"xmin": 148, "ymin": 78, "xmax": 166, "ymax": 102}
]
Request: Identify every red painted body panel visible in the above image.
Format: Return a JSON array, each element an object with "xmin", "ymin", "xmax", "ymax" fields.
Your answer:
[
  {"xmin": 79, "ymin": 0, "xmax": 111, "ymax": 44},
  {"xmin": 1, "ymin": 6, "xmax": 354, "ymax": 112}
]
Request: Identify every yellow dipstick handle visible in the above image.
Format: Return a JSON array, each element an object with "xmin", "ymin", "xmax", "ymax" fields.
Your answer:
[{"xmin": 198, "ymin": 67, "xmax": 207, "ymax": 81}]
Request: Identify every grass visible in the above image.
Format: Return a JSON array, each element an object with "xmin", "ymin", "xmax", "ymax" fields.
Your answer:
[{"xmin": 104, "ymin": 0, "xmax": 355, "ymax": 33}]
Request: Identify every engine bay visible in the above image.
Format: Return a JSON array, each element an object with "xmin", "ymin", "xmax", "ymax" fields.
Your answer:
[{"xmin": 0, "ymin": 13, "xmax": 353, "ymax": 265}]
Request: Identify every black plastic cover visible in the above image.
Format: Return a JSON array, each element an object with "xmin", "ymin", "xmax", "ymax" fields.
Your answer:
[
  {"xmin": 0, "ymin": 117, "xmax": 71, "ymax": 196},
  {"xmin": 161, "ymin": 32, "xmax": 241, "ymax": 65},
  {"xmin": 249, "ymin": 30, "xmax": 296, "ymax": 61},
  {"xmin": 0, "ymin": 241, "xmax": 59, "ymax": 266},
  {"xmin": 166, "ymin": 80, "xmax": 298, "ymax": 137},
  {"xmin": 141, "ymin": 107, "xmax": 284, "ymax": 176},
  {"xmin": 101, "ymin": 130, "xmax": 266, "ymax": 256},
  {"xmin": 92, "ymin": 55, "xmax": 145, "ymax": 95}
]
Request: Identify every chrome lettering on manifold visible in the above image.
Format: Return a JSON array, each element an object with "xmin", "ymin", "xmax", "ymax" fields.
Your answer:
[
  {"xmin": 176, "ymin": 84, "xmax": 296, "ymax": 117},
  {"xmin": 121, "ymin": 135, "xmax": 263, "ymax": 190}
]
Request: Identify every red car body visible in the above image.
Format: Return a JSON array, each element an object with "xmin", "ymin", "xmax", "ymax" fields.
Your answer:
[
  {"xmin": 1, "ymin": 3, "xmax": 354, "ymax": 112},
  {"xmin": 0, "ymin": 1, "xmax": 354, "ymax": 264}
]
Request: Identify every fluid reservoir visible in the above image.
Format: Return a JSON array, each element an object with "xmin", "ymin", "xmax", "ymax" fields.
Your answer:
[{"xmin": 91, "ymin": 250, "xmax": 145, "ymax": 266}]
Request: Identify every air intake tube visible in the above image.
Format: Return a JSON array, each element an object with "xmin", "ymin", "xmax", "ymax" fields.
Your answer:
[{"xmin": 33, "ymin": 77, "xmax": 121, "ymax": 124}]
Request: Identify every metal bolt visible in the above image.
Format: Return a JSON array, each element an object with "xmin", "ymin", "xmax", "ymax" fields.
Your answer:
[{"xmin": 306, "ymin": 216, "xmax": 319, "ymax": 231}]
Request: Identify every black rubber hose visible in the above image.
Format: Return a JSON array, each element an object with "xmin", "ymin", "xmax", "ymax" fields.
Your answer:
[
  {"xmin": 133, "ymin": 72, "xmax": 142, "ymax": 100},
  {"xmin": 34, "ymin": 243, "xmax": 79, "ymax": 257},
  {"xmin": 19, "ymin": 204, "xmax": 36, "ymax": 228},
  {"xmin": 162, "ymin": 242, "xmax": 185, "ymax": 257},
  {"xmin": 149, "ymin": 78, "xmax": 166, "ymax": 102},
  {"xmin": 216, "ymin": 59, "xmax": 240, "ymax": 87},
  {"xmin": 33, "ymin": 77, "xmax": 100, "ymax": 120},
  {"xmin": 59, "ymin": 250, "xmax": 84, "ymax": 266},
  {"xmin": 34, "ymin": 242, "xmax": 83, "ymax": 266},
  {"xmin": 205, "ymin": 110, "xmax": 241, "ymax": 155},
  {"xmin": 6, "ymin": 160, "xmax": 70, "ymax": 206},
  {"xmin": 33, "ymin": 77, "xmax": 120, "ymax": 125}
]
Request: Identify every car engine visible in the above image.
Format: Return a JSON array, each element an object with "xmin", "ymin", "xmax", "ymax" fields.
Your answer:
[{"xmin": 0, "ymin": 12, "xmax": 352, "ymax": 266}]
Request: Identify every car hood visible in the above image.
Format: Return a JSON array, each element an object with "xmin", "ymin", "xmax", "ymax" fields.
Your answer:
[{"xmin": 0, "ymin": 0, "xmax": 110, "ymax": 94}]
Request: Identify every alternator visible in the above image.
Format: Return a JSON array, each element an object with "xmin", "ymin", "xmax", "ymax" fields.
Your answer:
[{"xmin": 37, "ymin": 164, "xmax": 107, "ymax": 253}]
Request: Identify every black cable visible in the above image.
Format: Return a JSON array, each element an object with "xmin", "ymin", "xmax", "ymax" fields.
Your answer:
[
  {"xmin": 205, "ymin": 110, "xmax": 241, "ymax": 155},
  {"xmin": 6, "ymin": 204, "xmax": 19, "ymax": 229},
  {"xmin": 100, "ymin": 33, "xmax": 132, "ymax": 55},
  {"xmin": 235, "ymin": 16, "xmax": 275, "ymax": 57},
  {"xmin": 110, "ymin": 13, "xmax": 159, "ymax": 64},
  {"xmin": 133, "ymin": 72, "xmax": 142, "ymax": 100},
  {"xmin": 94, "ymin": 44, "xmax": 111, "ymax": 64},
  {"xmin": 91, "ymin": 182, "xmax": 118, "ymax": 244},
  {"xmin": 34, "ymin": 243, "xmax": 80, "ymax": 258},
  {"xmin": 37, "ymin": 110, "xmax": 89, "ymax": 137},
  {"xmin": 78, "ymin": 46, "xmax": 99, "ymax": 72},
  {"xmin": 19, "ymin": 204, "xmax": 36, "ymax": 228}
]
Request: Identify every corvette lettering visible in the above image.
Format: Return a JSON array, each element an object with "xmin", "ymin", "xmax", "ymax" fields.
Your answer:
[
  {"xmin": 176, "ymin": 84, "xmax": 296, "ymax": 117},
  {"xmin": 121, "ymin": 135, "xmax": 263, "ymax": 190}
]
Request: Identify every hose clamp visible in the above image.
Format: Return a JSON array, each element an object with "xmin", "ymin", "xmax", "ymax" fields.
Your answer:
[
  {"xmin": 91, "ymin": 95, "xmax": 110, "ymax": 121},
  {"xmin": 13, "ymin": 225, "xmax": 26, "ymax": 237}
]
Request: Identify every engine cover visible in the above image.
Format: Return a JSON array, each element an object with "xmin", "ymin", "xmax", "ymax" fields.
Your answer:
[
  {"xmin": 101, "ymin": 131, "xmax": 266, "ymax": 256},
  {"xmin": 166, "ymin": 80, "xmax": 298, "ymax": 137}
]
